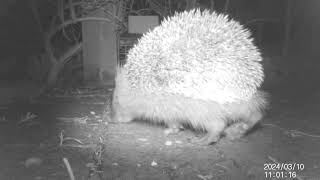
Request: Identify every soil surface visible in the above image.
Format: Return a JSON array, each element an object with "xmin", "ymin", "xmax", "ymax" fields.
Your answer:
[{"xmin": 0, "ymin": 77, "xmax": 320, "ymax": 180}]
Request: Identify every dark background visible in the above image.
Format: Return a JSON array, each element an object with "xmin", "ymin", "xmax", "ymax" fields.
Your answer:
[{"xmin": 0, "ymin": 0, "xmax": 317, "ymax": 85}]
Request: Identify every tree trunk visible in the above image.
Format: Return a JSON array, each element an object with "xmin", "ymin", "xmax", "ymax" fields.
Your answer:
[
  {"xmin": 46, "ymin": 60, "xmax": 64, "ymax": 88},
  {"xmin": 45, "ymin": 43, "xmax": 82, "ymax": 88},
  {"xmin": 28, "ymin": 0, "xmax": 105, "ymax": 91}
]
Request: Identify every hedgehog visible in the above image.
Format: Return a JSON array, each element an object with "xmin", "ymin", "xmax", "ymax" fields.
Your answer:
[{"xmin": 111, "ymin": 9, "xmax": 269, "ymax": 145}]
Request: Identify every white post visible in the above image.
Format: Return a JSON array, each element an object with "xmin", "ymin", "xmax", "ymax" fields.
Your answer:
[{"xmin": 82, "ymin": 8, "xmax": 117, "ymax": 86}]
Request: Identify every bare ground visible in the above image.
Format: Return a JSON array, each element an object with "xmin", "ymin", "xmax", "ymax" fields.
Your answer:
[{"xmin": 0, "ymin": 76, "xmax": 320, "ymax": 180}]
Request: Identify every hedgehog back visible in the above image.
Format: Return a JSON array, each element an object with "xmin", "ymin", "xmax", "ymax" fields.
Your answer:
[{"xmin": 122, "ymin": 9, "xmax": 264, "ymax": 104}]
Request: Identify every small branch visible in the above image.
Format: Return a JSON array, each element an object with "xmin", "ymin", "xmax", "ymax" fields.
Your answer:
[
  {"xmin": 116, "ymin": 0, "xmax": 127, "ymax": 25},
  {"xmin": 45, "ymin": 16, "xmax": 59, "ymax": 64},
  {"xmin": 262, "ymin": 123, "xmax": 320, "ymax": 138},
  {"xmin": 45, "ymin": 38, "xmax": 57, "ymax": 64},
  {"xmin": 69, "ymin": 0, "xmax": 76, "ymax": 20},
  {"xmin": 58, "ymin": 0, "xmax": 64, "ymax": 23},
  {"xmin": 60, "ymin": 0, "xmax": 79, "ymax": 42},
  {"xmin": 45, "ymin": 16, "xmax": 108, "ymax": 64},
  {"xmin": 64, "ymin": 2, "xmax": 83, "ymax": 10},
  {"xmin": 245, "ymin": 18, "xmax": 281, "ymax": 26},
  {"xmin": 210, "ymin": 0, "xmax": 215, "ymax": 11},
  {"xmin": 103, "ymin": 9, "xmax": 123, "ymax": 24},
  {"xmin": 63, "ymin": 158, "xmax": 75, "ymax": 180},
  {"xmin": 223, "ymin": 0, "xmax": 230, "ymax": 13},
  {"xmin": 47, "ymin": 17, "xmax": 111, "ymax": 41},
  {"xmin": 129, "ymin": 0, "xmax": 135, "ymax": 12},
  {"xmin": 61, "ymin": 43, "xmax": 83, "ymax": 65}
]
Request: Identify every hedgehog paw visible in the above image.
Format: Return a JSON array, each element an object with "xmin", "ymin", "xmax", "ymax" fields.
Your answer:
[
  {"xmin": 224, "ymin": 123, "xmax": 248, "ymax": 141},
  {"xmin": 164, "ymin": 128, "xmax": 179, "ymax": 135},
  {"xmin": 194, "ymin": 121, "xmax": 226, "ymax": 145},
  {"xmin": 164, "ymin": 124, "xmax": 182, "ymax": 135},
  {"xmin": 193, "ymin": 133, "xmax": 220, "ymax": 145}
]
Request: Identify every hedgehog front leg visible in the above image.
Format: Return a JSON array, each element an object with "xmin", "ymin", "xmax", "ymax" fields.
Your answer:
[
  {"xmin": 113, "ymin": 110, "xmax": 133, "ymax": 123},
  {"xmin": 224, "ymin": 110, "xmax": 263, "ymax": 140},
  {"xmin": 111, "ymin": 102, "xmax": 134, "ymax": 123}
]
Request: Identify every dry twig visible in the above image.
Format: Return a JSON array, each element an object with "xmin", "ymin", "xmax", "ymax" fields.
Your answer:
[
  {"xmin": 262, "ymin": 123, "xmax": 320, "ymax": 138},
  {"xmin": 63, "ymin": 158, "xmax": 75, "ymax": 180}
]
